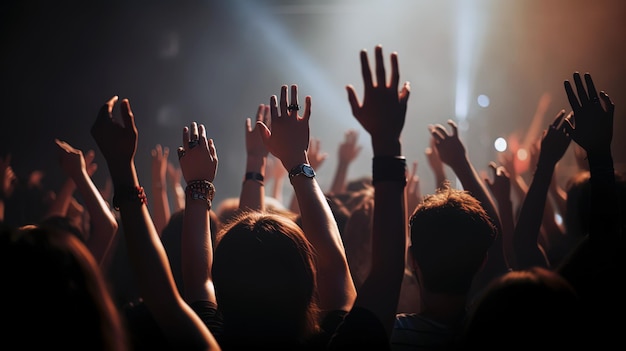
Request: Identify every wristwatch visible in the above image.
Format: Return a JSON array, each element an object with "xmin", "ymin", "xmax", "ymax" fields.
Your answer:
[{"xmin": 288, "ymin": 163, "xmax": 316, "ymax": 180}]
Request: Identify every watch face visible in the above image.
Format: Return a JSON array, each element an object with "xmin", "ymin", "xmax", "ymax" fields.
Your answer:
[
  {"xmin": 302, "ymin": 164, "xmax": 316, "ymax": 177},
  {"xmin": 289, "ymin": 163, "xmax": 316, "ymax": 179}
]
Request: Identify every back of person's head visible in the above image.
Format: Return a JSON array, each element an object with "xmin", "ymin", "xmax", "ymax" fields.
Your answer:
[
  {"xmin": 212, "ymin": 211, "xmax": 319, "ymax": 345},
  {"xmin": 459, "ymin": 266, "xmax": 586, "ymax": 350},
  {"xmin": 409, "ymin": 182, "xmax": 496, "ymax": 294},
  {"xmin": 0, "ymin": 223, "xmax": 128, "ymax": 351}
]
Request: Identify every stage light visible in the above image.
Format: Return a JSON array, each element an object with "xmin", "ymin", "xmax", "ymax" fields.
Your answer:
[{"xmin": 494, "ymin": 137, "xmax": 507, "ymax": 152}]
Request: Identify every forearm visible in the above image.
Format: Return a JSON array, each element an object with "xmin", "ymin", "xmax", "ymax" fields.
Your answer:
[
  {"xmin": 181, "ymin": 196, "xmax": 215, "ymax": 303},
  {"xmin": 151, "ymin": 179, "xmax": 171, "ymax": 236},
  {"xmin": 292, "ymin": 176, "xmax": 356, "ymax": 311},
  {"xmin": 239, "ymin": 156, "xmax": 266, "ymax": 212},
  {"xmin": 111, "ymin": 164, "xmax": 180, "ymax": 305},
  {"xmin": 45, "ymin": 178, "xmax": 76, "ymax": 218},
  {"xmin": 330, "ymin": 162, "xmax": 350, "ymax": 195},
  {"xmin": 73, "ymin": 169, "xmax": 118, "ymax": 265},
  {"xmin": 513, "ymin": 164, "xmax": 554, "ymax": 269}
]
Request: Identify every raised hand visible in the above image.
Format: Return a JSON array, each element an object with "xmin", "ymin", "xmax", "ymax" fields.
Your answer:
[
  {"xmin": 406, "ymin": 160, "xmax": 423, "ymax": 214},
  {"xmin": 55, "ymin": 139, "xmax": 89, "ymax": 180},
  {"xmin": 245, "ymin": 104, "xmax": 270, "ymax": 161},
  {"xmin": 425, "ymin": 136, "xmax": 446, "ymax": 189},
  {"xmin": 429, "ymin": 120, "xmax": 467, "ymax": 169},
  {"xmin": 537, "ymin": 110, "xmax": 572, "ymax": 167},
  {"xmin": 307, "ymin": 137, "xmax": 328, "ymax": 171},
  {"xmin": 257, "ymin": 84, "xmax": 310, "ymax": 170},
  {"xmin": 485, "ymin": 162, "xmax": 511, "ymax": 205},
  {"xmin": 564, "ymin": 72, "xmax": 614, "ymax": 154},
  {"xmin": 178, "ymin": 122, "xmax": 218, "ymax": 183},
  {"xmin": 338, "ymin": 129, "xmax": 362, "ymax": 165},
  {"xmin": 151, "ymin": 144, "xmax": 170, "ymax": 186},
  {"xmin": 90, "ymin": 96, "xmax": 137, "ymax": 174},
  {"xmin": 346, "ymin": 45, "xmax": 410, "ymax": 155}
]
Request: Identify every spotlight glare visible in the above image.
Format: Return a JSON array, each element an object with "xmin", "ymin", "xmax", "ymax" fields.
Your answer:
[
  {"xmin": 494, "ymin": 137, "xmax": 507, "ymax": 152},
  {"xmin": 477, "ymin": 94, "xmax": 490, "ymax": 107},
  {"xmin": 517, "ymin": 148, "xmax": 528, "ymax": 161}
]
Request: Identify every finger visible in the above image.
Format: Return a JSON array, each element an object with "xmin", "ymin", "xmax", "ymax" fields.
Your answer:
[
  {"xmin": 246, "ymin": 118, "xmax": 252, "ymax": 133},
  {"xmin": 552, "ymin": 109, "xmax": 566, "ymax": 129},
  {"xmin": 359, "ymin": 49, "xmax": 373, "ymax": 89},
  {"xmin": 85, "ymin": 149, "xmax": 96, "ymax": 164},
  {"xmin": 198, "ymin": 124, "xmax": 208, "ymax": 149},
  {"xmin": 488, "ymin": 161, "xmax": 497, "ymax": 173},
  {"xmin": 182, "ymin": 126, "xmax": 190, "ymax": 148},
  {"xmin": 399, "ymin": 81, "xmax": 411, "ymax": 105},
  {"xmin": 256, "ymin": 121, "xmax": 271, "ymax": 146},
  {"xmin": 262, "ymin": 104, "xmax": 271, "ymax": 126},
  {"xmin": 573, "ymin": 72, "xmax": 589, "ymax": 104},
  {"xmin": 431, "ymin": 124, "xmax": 447, "ymax": 140},
  {"xmin": 208, "ymin": 138, "xmax": 217, "ymax": 160},
  {"xmin": 303, "ymin": 95, "xmax": 312, "ymax": 123},
  {"xmin": 346, "ymin": 85, "xmax": 360, "ymax": 116},
  {"xmin": 447, "ymin": 119, "xmax": 458, "ymax": 137},
  {"xmin": 190, "ymin": 122, "xmax": 199, "ymax": 141},
  {"xmin": 280, "ymin": 85, "xmax": 288, "ymax": 116},
  {"xmin": 269, "ymin": 95, "xmax": 279, "ymax": 122},
  {"xmin": 584, "ymin": 73, "xmax": 599, "ymax": 102},
  {"xmin": 564, "ymin": 80, "xmax": 581, "ymax": 111},
  {"xmin": 162, "ymin": 146, "xmax": 169, "ymax": 158},
  {"xmin": 410, "ymin": 161, "xmax": 418, "ymax": 178},
  {"xmin": 120, "ymin": 98, "xmax": 135, "ymax": 129},
  {"xmin": 600, "ymin": 91, "xmax": 615, "ymax": 115},
  {"xmin": 290, "ymin": 84, "xmax": 299, "ymax": 111},
  {"xmin": 374, "ymin": 45, "xmax": 385, "ymax": 88},
  {"xmin": 107, "ymin": 96, "xmax": 118, "ymax": 117},
  {"xmin": 562, "ymin": 111, "xmax": 575, "ymax": 134},
  {"xmin": 256, "ymin": 104, "xmax": 264, "ymax": 123},
  {"xmin": 389, "ymin": 51, "xmax": 399, "ymax": 89}
]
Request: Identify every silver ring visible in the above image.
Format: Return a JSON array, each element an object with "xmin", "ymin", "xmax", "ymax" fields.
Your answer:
[
  {"xmin": 177, "ymin": 146, "xmax": 186, "ymax": 159},
  {"xmin": 188, "ymin": 139, "xmax": 199, "ymax": 149}
]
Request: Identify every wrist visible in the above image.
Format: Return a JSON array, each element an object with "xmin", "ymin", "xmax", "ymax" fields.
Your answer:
[
  {"xmin": 372, "ymin": 156, "xmax": 407, "ymax": 186},
  {"xmin": 185, "ymin": 180, "xmax": 215, "ymax": 210},
  {"xmin": 372, "ymin": 139, "xmax": 401, "ymax": 157}
]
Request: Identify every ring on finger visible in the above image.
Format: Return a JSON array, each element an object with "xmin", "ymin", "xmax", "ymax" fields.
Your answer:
[{"xmin": 177, "ymin": 146, "xmax": 186, "ymax": 159}]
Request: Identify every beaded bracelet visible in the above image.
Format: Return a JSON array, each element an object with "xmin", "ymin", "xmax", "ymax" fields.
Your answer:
[
  {"xmin": 372, "ymin": 156, "xmax": 408, "ymax": 186},
  {"xmin": 185, "ymin": 180, "xmax": 215, "ymax": 209},
  {"xmin": 112, "ymin": 185, "xmax": 147, "ymax": 211},
  {"xmin": 243, "ymin": 172, "xmax": 264, "ymax": 186}
]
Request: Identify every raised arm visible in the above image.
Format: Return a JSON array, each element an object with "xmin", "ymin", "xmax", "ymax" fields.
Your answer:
[
  {"xmin": 484, "ymin": 162, "xmax": 516, "ymax": 269},
  {"xmin": 150, "ymin": 144, "xmax": 171, "ymax": 236},
  {"xmin": 91, "ymin": 96, "xmax": 220, "ymax": 350},
  {"xmin": 512, "ymin": 110, "xmax": 572, "ymax": 270},
  {"xmin": 557, "ymin": 72, "xmax": 620, "ymax": 348},
  {"xmin": 178, "ymin": 121, "xmax": 218, "ymax": 306},
  {"xmin": 330, "ymin": 129, "xmax": 362, "ymax": 195},
  {"xmin": 239, "ymin": 104, "xmax": 270, "ymax": 212},
  {"xmin": 257, "ymin": 84, "xmax": 356, "ymax": 314},
  {"xmin": 287, "ymin": 136, "xmax": 328, "ymax": 214},
  {"xmin": 342, "ymin": 45, "xmax": 410, "ymax": 339},
  {"xmin": 424, "ymin": 136, "xmax": 447, "ymax": 191},
  {"xmin": 54, "ymin": 139, "xmax": 119, "ymax": 266}
]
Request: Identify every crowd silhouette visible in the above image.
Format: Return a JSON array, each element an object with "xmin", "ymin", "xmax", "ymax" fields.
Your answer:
[{"xmin": 1, "ymin": 44, "xmax": 623, "ymax": 350}]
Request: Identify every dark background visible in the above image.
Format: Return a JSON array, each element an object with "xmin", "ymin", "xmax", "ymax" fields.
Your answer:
[{"xmin": 1, "ymin": 0, "xmax": 625, "ymax": 208}]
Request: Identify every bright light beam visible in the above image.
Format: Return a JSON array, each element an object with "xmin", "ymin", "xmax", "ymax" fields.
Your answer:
[{"xmin": 455, "ymin": 0, "xmax": 488, "ymax": 121}]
